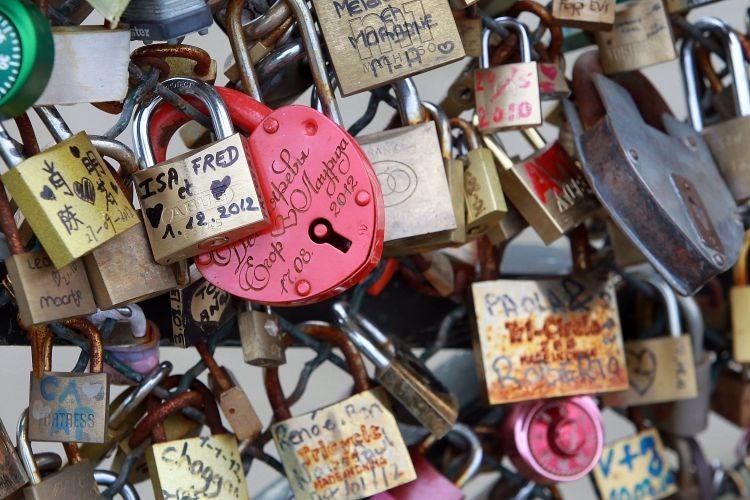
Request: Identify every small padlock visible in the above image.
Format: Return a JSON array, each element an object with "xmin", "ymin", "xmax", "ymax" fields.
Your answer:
[
  {"xmin": 27, "ymin": 319, "xmax": 109, "ymax": 444},
  {"xmin": 551, "ymin": 0, "xmax": 615, "ymax": 30},
  {"xmin": 334, "ymin": 302, "xmax": 459, "ymax": 438},
  {"xmin": 474, "ymin": 17, "xmax": 541, "ymax": 133},
  {"xmin": 0, "ymin": 119, "xmax": 138, "ymax": 269},
  {"xmin": 647, "ymin": 296, "xmax": 713, "ymax": 436},
  {"xmin": 0, "ymin": 0, "xmax": 54, "ymax": 118},
  {"xmin": 132, "ymin": 77, "xmax": 268, "ymax": 265},
  {"xmin": 196, "ymin": 341, "xmax": 262, "ymax": 441},
  {"xmin": 33, "ymin": 106, "xmax": 177, "ymax": 308},
  {"xmin": 602, "ymin": 272, "xmax": 699, "ymax": 407},
  {"xmin": 372, "ymin": 423, "xmax": 482, "ymax": 499},
  {"xmin": 238, "ymin": 303, "xmax": 286, "ymax": 367},
  {"xmin": 682, "ymin": 17, "xmax": 750, "ymax": 204},
  {"xmin": 451, "ymin": 117, "xmax": 506, "ymax": 239},
  {"xmin": 594, "ymin": 0, "xmax": 676, "ymax": 74},
  {"xmin": 0, "ymin": 417, "xmax": 27, "ymax": 498},
  {"xmin": 732, "ymin": 233, "xmax": 750, "ymax": 362},
  {"xmin": 711, "ymin": 365, "xmax": 750, "ymax": 427},
  {"xmin": 128, "ymin": 379, "xmax": 250, "ymax": 500},
  {"xmin": 504, "ymin": 396, "xmax": 603, "ymax": 485},
  {"xmin": 16, "ymin": 410, "xmax": 101, "ymax": 499},
  {"xmin": 121, "ymin": 0, "xmax": 213, "ymax": 42},
  {"xmin": 267, "ymin": 322, "xmax": 416, "ymax": 499}
]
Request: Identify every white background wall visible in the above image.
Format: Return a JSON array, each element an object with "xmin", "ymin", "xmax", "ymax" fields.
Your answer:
[{"xmin": 0, "ymin": 0, "xmax": 748, "ymax": 497}]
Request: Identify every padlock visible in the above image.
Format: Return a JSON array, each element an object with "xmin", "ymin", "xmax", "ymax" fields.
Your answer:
[
  {"xmin": 309, "ymin": 0, "xmax": 464, "ymax": 96},
  {"xmin": 0, "ymin": 179, "xmax": 97, "ymax": 326},
  {"xmin": 602, "ymin": 272, "xmax": 699, "ymax": 408},
  {"xmin": 33, "ymin": 105, "xmax": 177, "ymax": 308},
  {"xmin": 238, "ymin": 303, "xmax": 286, "ymax": 366},
  {"xmin": 0, "ymin": 0, "xmax": 54, "ymax": 119},
  {"xmin": 150, "ymin": 16, "xmax": 384, "ymax": 304},
  {"xmin": 267, "ymin": 322, "xmax": 416, "ymax": 499},
  {"xmin": 27, "ymin": 319, "xmax": 109, "ymax": 444},
  {"xmin": 667, "ymin": 436, "xmax": 715, "ymax": 499},
  {"xmin": 682, "ymin": 17, "xmax": 750, "ymax": 204},
  {"xmin": 333, "ymin": 302, "xmax": 458, "ymax": 438},
  {"xmin": 0, "ymin": 118, "xmax": 138, "ymax": 269},
  {"xmin": 471, "ymin": 271, "xmax": 628, "ymax": 405},
  {"xmin": 647, "ymin": 295, "xmax": 713, "ymax": 436},
  {"xmin": 131, "ymin": 43, "xmax": 218, "ymax": 83},
  {"xmin": 594, "ymin": 0, "xmax": 676, "ymax": 74},
  {"xmin": 79, "ymin": 361, "xmax": 171, "ymax": 462},
  {"xmin": 34, "ymin": 25, "xmax": 129, "ymax": 105},
  {"xmin": 16, "ymin": 410, "xmax": 101, "ymax": 499},
  {"xmin": 504, "ymin": 396, "xmax": 603, "ymax": 485},
  {"xmin": 488, "ymin": 128, "xmax": 599, "ymax": 244},
  {"xmin": 711, "ymin": 365, "xmax": 750, "ymax": 428},
  {"xmin": 121, "ymin": 0, "xmax": 213, "ymax": 42},
  {"xmin": 733, "ymin": 233, "xmax": 750, "ymax": 363},
  {"xmin": 451, "ymin": 117, "xmax": 506, "ymax": 240},
  {"xmin": 551, "ymin": 0, "xmax": 615, "ymax": 30},
  {"xmin": 564, "ymin": 50, "xmax": 742, "ymax": 296},
  {"xmin": 474, "ymin": 17, "xmax": 541, "ymax": 133},
  {"xmin": 665, "ymin": 0, "xmax": 721, "ymax": 13},
  {"xmin": 128, "ymin": 379, "xmax": 250, "ymax": 500},
  {"xmin": 195, "ymin": 340, "xmax": 262, "ymax": 441},
  {"xmin": 132, "ymin": 77, "xmax": 268, "ymax": 265},
  {"xmin": 0, "ymin": 417, "xmax": 28, "ymax": 498},
  {"xmin": 453, "ymin": 8, "xmax": 482, "ymax": 58},
  {"xmin": 372, "ymin": 423, "xmax": 482, "ymax": 499}
]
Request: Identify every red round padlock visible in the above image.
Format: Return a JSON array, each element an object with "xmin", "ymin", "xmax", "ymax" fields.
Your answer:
[
  {"xmin": 148, "ymin": 86, "xmax": 384, "ymax": 305},
  {"xmin": 503, "ymin": 396, "xmax": 603, "ymax": 485}
]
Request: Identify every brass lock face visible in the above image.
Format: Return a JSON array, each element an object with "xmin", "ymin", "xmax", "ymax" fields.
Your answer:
[
  {"xmin": 471, "ymin": 272, "xmax": 628, "ymax": 405},
  {"xmin": 595, "ymin": 0, "xmax": 676, "ymax": 74},
  {"xmin": 454, "ymin": 11, "xmax": 482, "ymax": 58},
  {"xmin": 23, "ymin": 459, "xmax": 102, "ymax": 500},
  {"xmin": 551, "ymin": 0, "xmax": 615, "ymax": 30},
  {"xmin": 238, "ymin": 310, "xmax": 286, "ymax": 367},
  {"xmin": 2, "ymin": 132, "xmax": 138, "ymax": 269},
  {"xmin": 310, "ymin": 0, "xmax": 465, "ymax": 96},
  {"xmin": 0, "ymin": 419, "xmax": 27, "ymax": 498},
  {"xmin": 464, "ymin": 148, "xmax": 505, "ymax": 238},
  {"xmin": 28, "ymin": 371, "xmax": 109, "ymax": 443}
]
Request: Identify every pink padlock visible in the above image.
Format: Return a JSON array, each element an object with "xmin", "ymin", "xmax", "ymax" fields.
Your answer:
[
  {"xmin": 503, "ymin": 396, "xmax": 603, "ymax": 485},
  {"xmin": 373, "ymin": 423, "xmax": 482, "ymax": 500}
]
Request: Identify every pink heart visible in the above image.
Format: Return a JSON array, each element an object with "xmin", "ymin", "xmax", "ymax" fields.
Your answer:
[{"xmin": 540, "ymin": 64, "xmax": 558, "ymax": 81}]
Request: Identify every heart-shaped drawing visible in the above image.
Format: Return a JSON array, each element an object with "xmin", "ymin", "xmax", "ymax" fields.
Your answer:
[
  {"xmin": 539, "ymin": 64, "xmax": 558, "ymax": 81},
  {"xmin": 437, "ymin": 41, "xmax": 454, "ymax": 55},
  {"xmin": 31, "ymin": 400, "xmax": 51, "ymax": 420},
  {"xmin": 40, "ymin": 185, "xmax": 56, "ymax": 201},
  {"xmin": 82, "ymin": 382, "xmax": 103, "ymax": 400},
  {"xmin": 145, "ymin": 203, "xmax": 164, "ymax": 229},
  {"xmin": 270, "ymin": 208, "xmax": 297, "ymax": 237},
  {"xmin": 73, "ymin": 178, "xmax": 96, "ymax": 204},
  {"xmin": 625, "ymin": 348, "xmax": 657, "ymax": 396},
  {"xmin": 210, "ymin": 176, "xmax": 232, "ymax": 201}
]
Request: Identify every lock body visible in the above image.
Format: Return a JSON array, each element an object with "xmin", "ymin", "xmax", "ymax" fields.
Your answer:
[
  {"xmin": 169, "ymin": 274, "xmax": 235, "ymax": 347},
  {"xmin": 0, "ymin": 419, "xmax": 27, "ymax": 498},
  {"xmin": 711, "ymin": 368, "xmax": 750, "ymax": 427},
  {"xmin": 238, "ymin": 310, "xmax": 285, "ymax": 367},
  {"xmin": 103, "ymin": 320, "xmax": 161, "ymax": 385},
  {"xmin": 22, "ymin": 459, "xmax": 101, "ymax": 499},
  {"xmin": 701, "ymin": 117, "xmax": 750, "ymax": 203},
  {"xmin": 475, "ymin": 63, "xmax": 542, "ymax": 132},
  {"xmin": 464, "ymin": 149, "xmax": 505, "ymax": 238},
  {"xmin": 551, "ymin": 0, "xmax": 615, "ymax": 30},
  {"xmin": 445, "ymin": 158, "xmax": 467, "ymax": 244},
  {"xmin": 731, "ymin": 284, "xmax": 750, "ymax": 362},
  {"xmin": 121, "ymin": 0, "xmax": 213, "ymax": 42}
]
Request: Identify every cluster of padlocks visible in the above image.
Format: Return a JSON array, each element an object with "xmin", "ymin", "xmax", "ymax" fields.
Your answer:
[{"xmin": 2, "ymin": 0, "xmax": 750, "ymax": 498}]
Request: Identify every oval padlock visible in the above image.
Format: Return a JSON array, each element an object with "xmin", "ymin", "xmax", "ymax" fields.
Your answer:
[
  {"xmin": 503, "ymin": 396, "xmax": 604, "ymax": 485},
  {"xmin": 0, "ymin": 0, "xmax": 54, "ymax": 118}
]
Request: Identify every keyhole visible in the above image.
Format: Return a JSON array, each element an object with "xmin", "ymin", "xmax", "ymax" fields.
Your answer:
[{"xmin": 309, "ymin": 218, "xmax": 352, "ymax": 253}]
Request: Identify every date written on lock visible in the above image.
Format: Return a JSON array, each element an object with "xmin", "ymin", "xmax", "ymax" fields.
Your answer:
[
  {"xmin": 271, "ymin": 388, "xmax": 416, "ymax": 500},
  {"xmin": 471, "ymin": 273, "xmax": 629, "ymax": 405},
  {"xmin": 28, "ymin": 372, "xmax": 109, "ymax": 443},
  {"xmin": 592, "ymin": 429, "xmax": 677, "ymax": 500},
  {"xmin": 475, "ymin": 63, "xmax": 541, "ymax": 132}
]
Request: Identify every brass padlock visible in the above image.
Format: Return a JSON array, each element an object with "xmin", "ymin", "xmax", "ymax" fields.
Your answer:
[
  {"xmin": 474, "ymin": 17, "xmax": 541, "ymax": 133},
  {"xmin": 552, "ymin": 0, "xmax": 615, "ymax": 30},
  {"xmin": 0, "ymin": 417, "xmax": 27, "ymax": 498},
  {"xmin": 238, "ymin": 303, "xmax": 286, "ymax": 367},
  {"xmin": 33, "ymin": 106, "xmax": 177, "ymax": 308},
  {"xmin": 682, "ymin": 17, "xmax": 750, "ymax": 204},
  {"xmin": 733, "ymin": 233, "xmax": 750, "ymax": 363},
  {"xmin": 451, "ymin": 117, "xmax": 506, "ymax": 239},
  {"xmin": 0, "ymin": 120, "xmax": 138, "ymax": 269},
  {"xmin": 334, "ymin": 302, "xmax": 458, "ymax": 438},
  {"xmin": 595, "ymin": 0, "xmax": 676, "ymax": 74},
  {"xmin": 132, "ymin": 77, "xmax": 268, "ymax": 264},
  {"xmin": 454, "ymin": 8, "xmax": 482, "ymax": 58},
  {"xmin": 267, "ymin": 323, "xmax": 416, "ymax": 499},
  {"xmin": 711, "ymin": 365, "xmax": 750, "ymax": 427},
  {"xmin": 27, "ymin": 319, "xmax": 109, "ymax": 444}
]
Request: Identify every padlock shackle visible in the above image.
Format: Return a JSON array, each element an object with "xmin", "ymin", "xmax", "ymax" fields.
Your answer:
[
  {"xmin": 393, "ymin": 78, "xmax": 428, "ymax": 126},
  {"xmin": 227, "ymin": 0, "xmax": 263, "ymax": 100},
  {"xmin": 481, "ymin": 17, "xmax": 532, "ymax": 69},
  {"xmin": 416, "ymin": 422, "xmax": 483, "ymax": 488},
  {"xmin": 0, "ymin": 178, "xmax": 24, "ymax": 255},
  {"xmin": 94, "ymin": 469, "xmax": 139, "ymax": 500},
  {"xmin": 16, "ymin": 410, "xmax": 42, "ymax": 486},
  {"xmin": 131, "ymin": 43, "xmax": 213, "ymax": 78},
  {"xmin": 133, "ymin": 77, "xmax": 234, "ymax": 169},
  {"xmin": 333, "ymin": 301, "xmax": 394, "ymax": 369},
  {"xmin": 0, "ymin": 123, "xmax": 25, "ymax": 168},
  {"xmin": 450, "ymin": 117, "xmax": 481, "ymax": 151},
  {"xmin": 633, "ymin": 272, "xmax": 681, "ymax": 338},
  {"xmin": 34, "ymin": 106, "xmax": 73, "ymax": 142},
  {"xmin": 681, "ymin": 17, "xmax": 750, "ymax": 131},
  {"xmin": 677, "ymin": 295, "xmax": 704, "ymax": 358},
  {"xmin": 423, "ymin": 102, "xmax": 452, "ymax": 163},
  {"xmin": 37, "ymin": 319, "xmax": 105, "ymax": 376},
  {"xmin": 506, "ymin": 0, "xmax": 563, "ymax": 60},
  {"xmin": 109, "ymin": 361, "xmax": 172, "ymax": 430},
  {"xmin": 264, "ymin": 322, "xmax": 370, "ymax": 421},
  {"xmin": 195, "ymin": 341, "xmax": 233, "ymax": 393},
  {"xmin": 160, "ymin": 376, "xmax": 226, "ymax": 434}
]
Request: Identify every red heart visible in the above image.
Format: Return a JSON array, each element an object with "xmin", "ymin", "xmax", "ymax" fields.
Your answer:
[{"xmin": 540, "ymin": 64, "xmax": 558, "ymax": 82}]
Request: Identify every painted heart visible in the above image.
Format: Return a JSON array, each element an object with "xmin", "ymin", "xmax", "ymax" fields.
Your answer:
[
  {"xmin": 437, "ymin": 41, "xmax": 454, "ymax": 55},
  {"xmin": 31, "ymin": 400, "xmax": 51, "ymax": 421},
  {"xmin": 69, "ymin": 145, "xmax": 81, "ymax": 158},
  {"xmin": 73, "ymin": 178, "xmax": 96, "ymax": 204},
  {"xmin": 539, "ymin": 64, "xmax": 558, "ymax": 81},
  {"xmin": 625, "ymin": 348, "xmax": 657, "ymax": 396},
  {"xmin": 40, "ymin": 185, "xmax": 56, "ymax": 201},
  {"xmin": 210, "ymin": 176, "xmax": 232, "ymax": 201},
  {"xmin": 145, "ymin": 203, "xmax": 164, "ymax": 229},
  {"xmin": 270, "ymin": 207, "xmax": 297, "ymax": 237},
  {"xmin": 82, "ymin": 382, "xmax": 103, "ymax": 400}
]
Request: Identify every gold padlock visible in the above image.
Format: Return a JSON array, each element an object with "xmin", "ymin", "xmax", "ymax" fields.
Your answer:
[
  {"xmin": 474, "ymin": 17, "xmax": 541, "ymax": 133},
  {"xmin": 238, "ymin": 303, "xmax": 286, "ymax": 367},
  {"xmin": 551, "ymin": 0, "xmax": 615, "ymax": 30},
  {"xmin": 731, "ymin": 232, "xmax": 750, "ymax": 363}
]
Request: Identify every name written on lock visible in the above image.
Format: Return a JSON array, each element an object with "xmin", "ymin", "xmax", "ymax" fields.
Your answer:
[{"xmin": 472, "ymin": 273, "xmax": 629, "ymax": 405}]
